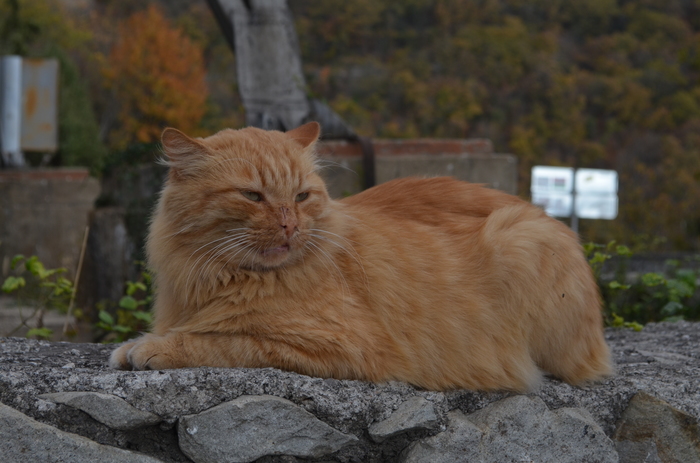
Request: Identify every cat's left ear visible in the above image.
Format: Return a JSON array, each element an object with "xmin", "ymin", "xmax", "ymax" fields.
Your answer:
[
  {"xmin": 286, "ymin": 121, "xmax": 321, "ymax": 148},
  {"xmin": 161, "ymin": 128, "xmax": 210, "ymax": 178}
]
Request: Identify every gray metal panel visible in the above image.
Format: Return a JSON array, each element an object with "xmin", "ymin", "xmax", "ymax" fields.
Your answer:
[
  {"xmin": 20, "ymin": 58, "xmax": 58, "ymax": 152},
  {"xmin": 1, "ymin": 55, "xmax": 25, "ymax": 166}
]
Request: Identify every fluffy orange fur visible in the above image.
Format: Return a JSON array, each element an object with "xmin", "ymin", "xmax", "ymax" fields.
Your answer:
[{"xmin": 109, "ymin": 122, "xmax": 612, "ymax": 391}]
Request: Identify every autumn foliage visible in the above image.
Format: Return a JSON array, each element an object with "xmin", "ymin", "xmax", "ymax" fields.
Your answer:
[
  {"xmin": 293, "ymin": 0, "xmax": 700, "ymax": 251},
  {"xmin": 105, "ymin": 5, "xmax": 208, "ymax": 147}
]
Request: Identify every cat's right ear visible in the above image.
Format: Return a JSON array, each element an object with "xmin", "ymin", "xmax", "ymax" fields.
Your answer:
[{"xmin": 161, "ymin": 128, "xmax": 209, "ymax": 179}]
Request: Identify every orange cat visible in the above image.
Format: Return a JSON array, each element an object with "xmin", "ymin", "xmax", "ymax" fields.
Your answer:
[{"xmin": 109, "ymin": 122, "xmax": 612, "ymax": 391}]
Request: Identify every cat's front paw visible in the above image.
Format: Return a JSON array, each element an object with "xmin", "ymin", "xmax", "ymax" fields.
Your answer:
[
  {"xmin": 109, "ymin": 335, "xmax": 179, "ymax": 370},
  {"xmin": 109, "ymin": 341, "xmax": 138, "ymax": 370},
  {"xmin": 123, "ymin": 334, "xmax": 182, "ymax": 370}
]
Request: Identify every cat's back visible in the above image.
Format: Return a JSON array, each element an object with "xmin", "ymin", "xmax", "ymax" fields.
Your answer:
[{"xmin": 340, "ymin": 177, "xmax": 524, "ymax": 225}]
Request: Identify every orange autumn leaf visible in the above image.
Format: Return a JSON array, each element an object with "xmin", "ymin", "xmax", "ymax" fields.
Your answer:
[{"xmin": 105, "ymin": 5, "xmax": 208, "ymax": 148}]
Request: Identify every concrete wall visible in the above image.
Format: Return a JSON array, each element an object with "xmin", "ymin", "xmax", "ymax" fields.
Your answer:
[
  {"xmin": 0, "ymin": 168, "xmax": 99, "ymax": 279},
  {"xmin": 317, "ymin": 139, "xmax": 517, "ymax": 197}
]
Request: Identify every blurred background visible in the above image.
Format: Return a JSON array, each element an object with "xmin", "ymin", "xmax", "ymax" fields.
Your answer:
[{"xmin": 1, "ymin": 0, "xmax": 699, "ymax": 340}]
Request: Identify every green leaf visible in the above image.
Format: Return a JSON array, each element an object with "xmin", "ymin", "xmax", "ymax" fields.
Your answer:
[
  {"xmin": 662, "ymin": 316, "xmax": 684, "ymax": 323},
  {"xmin": 126, "ymin": 281, "xmax": 147, "ymax": 296},
  {"xmin": 98, "ymin": 310, "xmax": 115, "ymax": 326},
  {"xmin": 660, "ymin": 301, "xmax": 684, "ymax": 317},
  {"xmin": 119, "ymin": 296, "xmax": 138, "ymax": 310},
  {"xmin": 24, "ymin": 256, "xmax": 46, "ymax": 278},
  {"xmin": 615, "ymin": 245, "xmax": 632, "ymax": 257},
  {"xmin": 608, "ymin": 281, "xmax": 630, "ymax": 290},
  {"xmin": 10, "ymin": 254, "xmax": 25, "ymax": 269},
  {"xmin": 675, "ymin": 269, "xmax": 697, "ymax": 288},
  {"xmin": 610, "ymin": 313, "xmax": 624, "ymax": 327},
  {"xmin": 113, "ymin": 325, "xmax": 132, "ymax": 333},
  {"xmin": 2, "ymin": 276, "xmax": 26, "ymax": 293},
  {"xmin": 589, "ymin": 251, "xmax": 611, "ymax": 265},
  {"xmin": 26, "ymin": 328, "xmax": 53, "ymax": 340},
  {"xmin": 623, "ymin": 321, "xmax": 644, "ymax": 332},
  {"xmin": 132, "ymin": 311, "xmax": 152, "ymax": 323},
  {"xmin": 641, "ymin": 273, "xmax": 665, "ymax": 287}
]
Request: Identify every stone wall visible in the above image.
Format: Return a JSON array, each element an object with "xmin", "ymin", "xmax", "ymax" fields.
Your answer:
[
  {"xmin": 1, "ymin": 322, "xmax": 699, "ymax": 462},
  {"xmin": 316, "ymin": 138, "xmax": 516, "ymax": 197},
  {"xmin": 0, "ymin": 168, "xmax": 99, "ymax": 278}
]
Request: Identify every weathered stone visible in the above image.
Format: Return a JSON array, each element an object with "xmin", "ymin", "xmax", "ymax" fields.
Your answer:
[
  {"xmin": 402, "ymin": 395, "xmax": 618, "ymax": 463},
  {"xmin": 0, "ymin": 402, "xmax": 163, "ymax": 463},
  {"xmin": 178, "ymin": 394, "xmax": 358, "ymax": 463},
  {"xmin": 614, "ymin": 391, "xmax": 700, "ymax": 463},
  {"xmin": 369, "ymin": 396, "xmax": 439, "ymax": 443},
  {"xmin": 0, "ymin": 322, "xmax": 699, "ymax": 462},
  {"xmin": 401, "ymin": 410, "xmax": 483, "ymax": 462},
  {"xmin": 39, "ymin": 391, "xmax": 161, "ymax": 430},
  {"xmin": 616, "ymin": 439, "xmax": 663, "ymax": 463}
]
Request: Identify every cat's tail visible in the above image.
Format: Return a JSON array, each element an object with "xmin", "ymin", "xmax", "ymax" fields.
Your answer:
[{"xmin": 480, "ymin": 203, "xmax": 614, "ymax": 386}]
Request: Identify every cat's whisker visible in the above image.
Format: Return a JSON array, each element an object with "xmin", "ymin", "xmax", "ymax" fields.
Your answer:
[
  {"xmin": 194, "ymin": 234, "xmax": 250, "ymax": 289},
  {"xmin": 313, "ymin": 158, "xmax": 357, "ymax": 175},
  {"xmin": 199, "ymin": 235, "xmax": 251, "ymax": 286},
  {"xmin": 184, "ymin": 233, "xmax": 249, "ymax": 305},
  {"xmin": 215, "ymin": 241, "xmax": 255, "ymax": 282},
  {"xmin": 235, "ymin": 242, "xmax": 262, "ymax": 272}
]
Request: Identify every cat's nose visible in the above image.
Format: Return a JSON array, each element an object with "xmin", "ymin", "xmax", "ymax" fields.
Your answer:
[{"xmin": 279, "ymin": 207, "xmax": 298, "ymax": 238}]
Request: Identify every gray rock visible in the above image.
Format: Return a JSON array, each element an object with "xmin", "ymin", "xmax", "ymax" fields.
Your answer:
[
  {"xmin": 614, "ymin": 391, "xmax": 700, "ymax": 463},
  {"xmin": 616, "ymin": 440, "xmax": 663, "ymax": 463},
  {"xmin": 178, "ymin": 394, "xmax": 358, "ymax": 463},
  {"xmin": 402, "ymin": 395, "xmax": 618, "ymax": 463},
  {"xmin": 0, "ymin": 402, "xmax": 163, "ymax": 463},
  {"xmin": 401, "ymin": 410, "xmax": 483, "ymax": 462},
  {"xmin": 0, "ymin": 321, "xmax": 699, "ymax": 462},
  {"xmin": 369, "ymin": 396, "xmax": 440, "ymax": 443},
  {"xmin": 39, "ymin": 391, "xmax": 161, "ymax": 430}
]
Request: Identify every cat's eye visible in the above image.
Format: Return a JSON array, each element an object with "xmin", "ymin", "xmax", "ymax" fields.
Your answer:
[
  {"xmin": 295, "ymin": 192, "xmax": 309, "ymax": 202},
  {"xmin": 241, "ymin": 191, "xmax": 263, "ymax": 202}
]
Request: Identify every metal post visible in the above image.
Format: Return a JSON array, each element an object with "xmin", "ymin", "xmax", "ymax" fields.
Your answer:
[
  {"xmin": 570, "ymin": 168, "xmax": 579, "ymax": 234},
  {"xmin": 0, "ymin": 55, "xmax": 25, "ymax": 167}
]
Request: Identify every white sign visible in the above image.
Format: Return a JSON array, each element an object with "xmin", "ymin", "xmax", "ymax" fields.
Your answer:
[
  {"xmin": 531, "ymin": 166, "xmax": 618, "ymax": 220},
  {"xmin": 575, "ymin": 169, "xmax": 618, "ymax": 194},
  {"xmin": 531, "ymin": 166, "xmax": 573, "ymax": 193}
]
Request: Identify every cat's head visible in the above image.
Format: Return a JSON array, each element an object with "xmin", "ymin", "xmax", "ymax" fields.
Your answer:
[{"xmin": 156, "ymin": 122, "xmax": 335, "ymax": 271}]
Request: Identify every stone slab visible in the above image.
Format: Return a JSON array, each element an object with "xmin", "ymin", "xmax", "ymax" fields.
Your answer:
[
  {"xmin": 178, "ymin": 395, "xmax": 357, "ymax": 463},
  {"xmin": 369, "ymin": 396, "xmax": 439, "ymax": 443},
  {"xmin": 39, "ymin": 391, "xmax": 161, "ymax": 430},
  {"xmin": 402, "ymin": 396, "xmax": 618, "ymax": 463},
  {"xmin": 0, "ymin": 401, "xmax": 163, "ymax": 463}
]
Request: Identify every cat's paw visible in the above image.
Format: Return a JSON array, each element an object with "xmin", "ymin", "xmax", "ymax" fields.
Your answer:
[
  {"xmin": 109, "ymin": 341, "xmax": 138, "ymax": 370},
  {"xmin": 123, "ymin": 335, "xmax": 180, "ymax": 371}
]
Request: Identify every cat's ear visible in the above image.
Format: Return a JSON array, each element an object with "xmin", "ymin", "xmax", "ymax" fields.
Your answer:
[
  {"xmin": 286, "ymin": 121, "xmax": 321, "ymax": 148},
  {"xmin": 161, "ymin": 128, "xmax": 209, "ymax": 179}
]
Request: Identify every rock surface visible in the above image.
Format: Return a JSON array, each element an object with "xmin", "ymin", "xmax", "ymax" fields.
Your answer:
[
  {"xmin": 614, "ymin": 391, "xmax": 700, "ymax": 463},
  {"xmin": 39, "ymin": 391, "xmax": 161, "ymax": 430},
  {"xmin": 0, "ymin": 402, "xmax": 162, "ymax": 463},
  {"xmin": 178, "ymin": 395, "xmax": 357, "ymax": 463},
  {"xmin": 368, "ymin": 396, "xmax": 439, "ymax": 443},
  {"xmin": 0, "ymin": 321, "xmax": 698, "ymax": 462},
  {"xmin": 402, "ymin": 395, "xmax": 618, "ymax": 463}
]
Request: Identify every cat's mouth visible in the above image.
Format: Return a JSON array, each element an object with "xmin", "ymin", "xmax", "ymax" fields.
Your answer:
[{"xmin": 261, "ymin": 244, "xmax": 290, "ymax": 256}]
